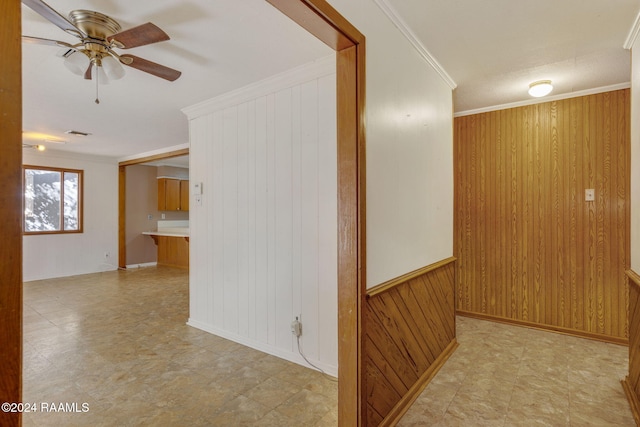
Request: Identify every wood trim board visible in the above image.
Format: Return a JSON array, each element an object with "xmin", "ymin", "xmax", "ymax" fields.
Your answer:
[
  {"xmin": 624, "ymin": 268, "xmax": 640, "ymax": 424},
  {"xmin": 368, "ymin": 257, "xmax": 456, "ymax": 298},
  {"xmin": 457, "ymin": 310, "xmax": 629, "ymax": 345},
  {"xmin": 266, "ymin": 1, "xmax": 366, "ymax": 424},
  {"xmin": 0, "ymin": 1, "xmax": 23, "ymax": 426}
]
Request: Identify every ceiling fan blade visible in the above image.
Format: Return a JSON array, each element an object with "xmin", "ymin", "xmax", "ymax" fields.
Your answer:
[
  {"xmin": 108, "ymin": 23, "xmax": 169, "ymax": 49},
  {"xmin": 120, "ymin": 54, "xmax": 181, "ymax": 81},
  {"xmin": 84, "ymin": 63, "xmax": 92, "ymax": 80},
  {"xmin": 22, "ymin": 0, "xmax": 86, "ymax": 38},
  {"xmin": 22, "ymin": 35, "xmax": 73, "ymax": 48}
]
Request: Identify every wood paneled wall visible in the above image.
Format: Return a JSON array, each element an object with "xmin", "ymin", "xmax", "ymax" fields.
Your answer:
[
  {"xmin": 622, "ymin": 270, "xmax": 640, "ymax": 424},
  {"xmin": 454, "ymin": 89, "xmax": 630, "ymax": 341},
  {"xmin": 363, "ymin": 258, "xmax": 457, "ymax": 425}
]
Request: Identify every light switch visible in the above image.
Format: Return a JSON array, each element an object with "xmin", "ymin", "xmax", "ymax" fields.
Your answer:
[{"xmin": 585, "ymin": 189, "xmax": 595, "ymax": 202}]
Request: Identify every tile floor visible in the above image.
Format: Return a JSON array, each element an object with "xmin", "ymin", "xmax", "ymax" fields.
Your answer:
[
  {"xmin": 23, "ymin": 266, "xmax": 636, "ymax": 426},
  {"xmin": 22, "ymin": 266, "xmax": 337, "ymax": 426},
  {"xmin": 399, "ymin": 316, "xmax": 635, "ymax": 426}
]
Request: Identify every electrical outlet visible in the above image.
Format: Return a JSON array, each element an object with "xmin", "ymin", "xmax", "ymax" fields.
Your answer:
[{"xmin": 291, "ymin": 317, "xmax": 302, "ymax": 337}]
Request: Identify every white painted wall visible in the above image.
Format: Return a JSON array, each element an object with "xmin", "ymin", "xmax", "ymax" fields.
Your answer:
[
  {"xmin": 22, "ymin": 149, "xmax": 119, "ymax": 281},
  {"xmin": 328, "ymin": 0, "xmax": 455, "ymax": 287},
  {"xmin": 631, "ymin": 41, "xmax": 640, "ymax": 271},
  {"xmin": 183, "ymin": 56, "xmax": 338, "ymax": 374}
]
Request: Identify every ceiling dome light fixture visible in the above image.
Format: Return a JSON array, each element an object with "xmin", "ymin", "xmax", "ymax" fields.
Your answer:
[
  {"xmin": 528, "ymin": 80, "xmax": 553, "ymax": 98},
  {"xmin": 22, "ymin": 144, "xmax": 46, "ymax": 151}
]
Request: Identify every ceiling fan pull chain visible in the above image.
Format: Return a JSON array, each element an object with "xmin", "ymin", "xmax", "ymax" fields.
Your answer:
[{"xmin": 95, "ymin": 63, "xmax": 100, "ymax": 104}]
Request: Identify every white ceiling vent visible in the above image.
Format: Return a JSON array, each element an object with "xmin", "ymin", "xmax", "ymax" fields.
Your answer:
[{"xmin": 65, "ymin": 130, "xmax": 91, "ymax": 137}]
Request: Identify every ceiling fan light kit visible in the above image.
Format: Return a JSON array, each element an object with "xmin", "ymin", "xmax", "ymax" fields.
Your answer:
[
  {"xmin": 63, "ymin": 50, "xmax": 89, "ymax": 76},
  {"xmin": 22, "ymin": 0, "xmax": 181, "ymax": 103},
  {"xmin": 101, "ymin": 55, "xmax": 125, "ymax": 80}
]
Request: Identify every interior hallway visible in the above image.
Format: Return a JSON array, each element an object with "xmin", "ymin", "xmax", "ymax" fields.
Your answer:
[
  {"xmin": 399, "ymin": 317, "xmax": 634, "ymax": 426},
  {"xmin": 23, "ymin": 266, "xmax": 635, "ymax": 426}
]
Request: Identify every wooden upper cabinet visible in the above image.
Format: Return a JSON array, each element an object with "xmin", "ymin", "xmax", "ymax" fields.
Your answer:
[
  {"xmin": 180, "ymin": 180, "xmax": 189, "ymax": 212},
  {"xmin": 165, "ymin": 179, "xmax": 181, "ymax": 210},
  {"xmin": 157, "ymin": 178, "xmax": 168, "ymax": 210},
  {"xmin": 158, "ymin": 178, "xmax": 189, "ymax": 211}
]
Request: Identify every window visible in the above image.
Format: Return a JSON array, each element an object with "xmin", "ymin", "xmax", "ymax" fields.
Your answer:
[{"xmin": 23, "ymin": 166, "xmax": 83, "ymax": 234}]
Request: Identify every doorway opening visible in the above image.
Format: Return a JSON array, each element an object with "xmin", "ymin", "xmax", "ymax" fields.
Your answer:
[
  {"xmin": 266, "ymin": 1, "xmax": 366, "ymax": 424},
  {"xmin": 118, "ymin": 148, "xmax": 189, "ymax": 269}
]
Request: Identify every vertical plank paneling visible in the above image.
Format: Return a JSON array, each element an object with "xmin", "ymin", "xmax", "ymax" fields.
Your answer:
[
  {"xmin": 223, "ymin": 106, "xmax": 240, "ymax": 333},
  {"xmin": 187, "ymin": 65, "xmax": 338, "ymax": 371},
  {"xmin": 255, "ymin": 96, "xmax": 269, "ymax": 343},
  {"xmin": 317, "ymin": 73, "xmax": 338, "ymax": 365},
  {"xmin": 212, "ymin": 110, "xmax": 225, "ymax": 328},
  {"xmin": 237, "ymin": 102, "xmax": 250, "ymax": 337},
  {"xmin": 274, "ymin": 88, "xmax": 294, "ymax": 349},
  {"xmin": 266, "ymin": 92, "xmax": 277, "ymax": 345},
  {"xmin": 291, "ymin": 85, "xmax": 303, "ymax": 352},
  {"xmin": 247, "ymin": 100, "xmax": 258, "ymax": 341},
  {"xmin": 454, "ymin": 89, "xmax": 630, "ymax": 341},
  {"xmin": 300, "ymin": 80, "xmax": 320, "ymax": 357}
]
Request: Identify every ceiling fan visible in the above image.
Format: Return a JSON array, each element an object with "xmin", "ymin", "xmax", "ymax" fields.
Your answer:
[{"xmin": 22, "ymin": 0, "xmax": 181, "ymax": 102}]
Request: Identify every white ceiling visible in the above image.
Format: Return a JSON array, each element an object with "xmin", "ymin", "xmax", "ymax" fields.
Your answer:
[
  {"xmin": 21, "ymin": 0, "xmax": 332, "ymax": 158},
  {"xmin": 384, "ymin": 0, "xmax": 639, "ymax": 113},
  {"xmin": 22, "ymin": 0, "xmax": 640, "ymax": 158}
]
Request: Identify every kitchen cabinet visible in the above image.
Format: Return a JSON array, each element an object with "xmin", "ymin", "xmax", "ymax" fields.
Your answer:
[
  {"xmin": 158, "ymin": 178, "xmax": 189, "ymax": 211},
  {"xmin": 156, "ymin": 235, "xmax": 189, "ymax": 269},
  {"xmin": 144, "ymin": 231, "xmax": 189, "ymax": 269},
  {"xmin": 180, "ymin": 180, "xmax": 189, "ymax": 211}
]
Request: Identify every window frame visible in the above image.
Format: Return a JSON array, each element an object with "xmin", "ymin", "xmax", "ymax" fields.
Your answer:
[{"xmin": 22, "ymin": 165, "xmax": 84, "ymax": 235}]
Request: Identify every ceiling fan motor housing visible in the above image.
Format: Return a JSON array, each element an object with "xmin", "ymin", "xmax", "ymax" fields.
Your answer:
[
  {"xmin": 68, "ymin": 10, "xmax": 121, "ymax": 40},
  {"xmin": 67, "ymin": 10, "xmax": 122, "ymax": 65}
]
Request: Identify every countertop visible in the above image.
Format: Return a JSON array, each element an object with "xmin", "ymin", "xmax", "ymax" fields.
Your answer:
[{"xmin": 143, "ymin": 227, "xmax": 189, "ymax": 238}]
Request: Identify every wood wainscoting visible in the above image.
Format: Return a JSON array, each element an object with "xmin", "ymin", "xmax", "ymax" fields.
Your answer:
[
  {"xmin": 622, "ymin": 270, "xmax": 640, "ymax": 424},
  {"xmin": 363, "ymin": 257, "xmax": 457, "ymax": 426},
  {"xmin": 454, "ymin": 89, "xmax": 630, "ymax": 342}
]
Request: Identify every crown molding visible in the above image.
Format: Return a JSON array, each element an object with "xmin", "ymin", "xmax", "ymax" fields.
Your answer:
[
  {"xmin": 182, "ymin": 54, "xmax": 336, "ymax": 119},
  {"xmin": 372, "ymin": 0, "xmax": 457, "ymax": 89},
  {"xmin": 624, "ymin": 11, "xmax": 640, "ymax": 49},
  {"xmin": 454, "ymin": 82, "xmax": 631, "ymax": 117}
]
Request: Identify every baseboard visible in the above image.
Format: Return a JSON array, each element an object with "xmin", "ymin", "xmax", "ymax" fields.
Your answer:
[
  {"xmin": 186, "ymin": 318, "xmax": 337, "ymax": 377},
  {"xmin": 125, "ymin": 262, "xmax": 157, "ymax": 269},
  {"xmin": 457, "ymin": 310, "xmax": 629, "ymax": 346},
  {"xmin": 621, "ymin": 377, "xmax": 640, "ymax": 426},
  {"xmin": 380, "ymin": 338, "xmax": 459, "ymax": 427}
]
